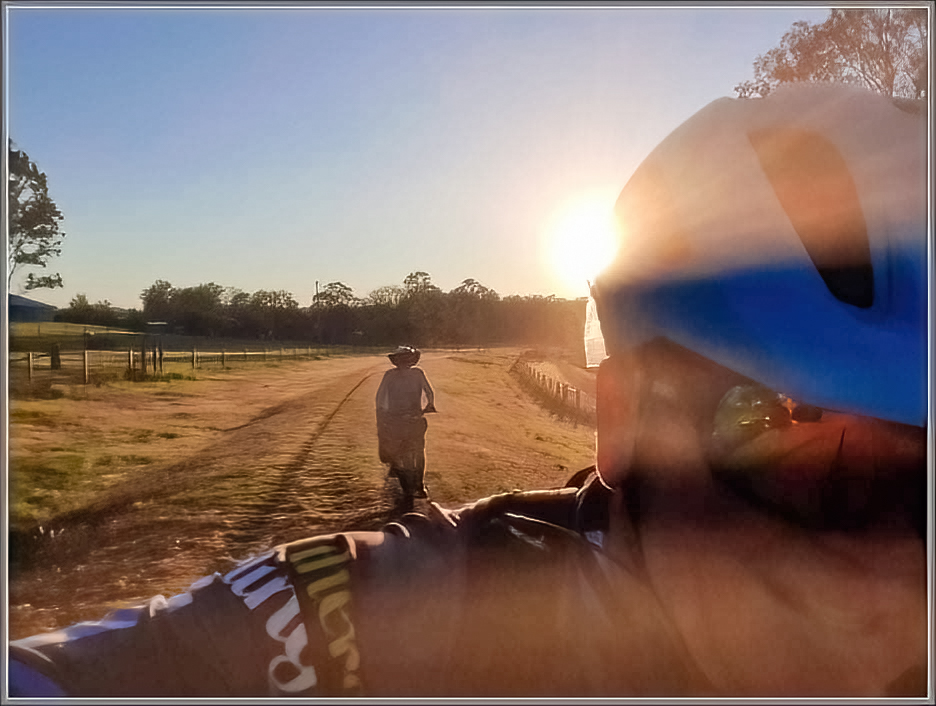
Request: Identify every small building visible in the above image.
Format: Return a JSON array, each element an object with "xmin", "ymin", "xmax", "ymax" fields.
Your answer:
[{"xmin": 8, "ymin": 293, "xmax": 58, "ymax": 323}]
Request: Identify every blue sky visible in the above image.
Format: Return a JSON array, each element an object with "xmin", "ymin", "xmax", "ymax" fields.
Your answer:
[{"xmin": 5, "ymin": 3, "xmax": 830, "ymax": 310}]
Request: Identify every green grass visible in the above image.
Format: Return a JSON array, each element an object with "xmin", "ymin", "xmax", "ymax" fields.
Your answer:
[
  {"xmin": 9, "ymin": 450, "xmax": 154, "ymax": 527},
  {"xmin": 8, "ymin": 321, "xmax": 372, "ymax": 357},
  {"xmin": 9, "ymin": 321, "xmax": 136, "ymax": 338},
  {"xmin": 9, "ymin": 409, "xmax": 60, "ymax": 426},
  {"xmin": 9, "ymin": 454, "xmax": 90, "ymax": 525}
]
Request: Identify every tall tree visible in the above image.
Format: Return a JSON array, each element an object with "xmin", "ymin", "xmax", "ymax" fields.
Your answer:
[
  {"xmin": 735, "ymin": 8, "xmax": 928, "ymax": 99},
  {"xmin": 172, "ymin": 283, "xmax": 225, "ymax": 336},
  {"xmin": 403, "ymin": 271, "xmax": 440, "ymax": 298},
  {"xmin": 312, "ymin": 281, "xmax": 357, "ymax": 308},
  {"xmin": 367, "ymin": 285, "xmax": 405, "ymax": 307},
  {"xmin": 448, "ymin": 279, "xmax": 500, "ymax": 344},
  {"xmin": 8, "ymin": 140, "xmax": 66, "ymax": 290},
  {"xmin": 250, "ymin": 289, "xmax": 300, "ymax": 339},
  {"xmin": 140, "ymin": 280, "xmax": 174, "ymax": 321},
  {"xmin": 450, "ymin": 278, "xmax": 499, "ymax": 301}
]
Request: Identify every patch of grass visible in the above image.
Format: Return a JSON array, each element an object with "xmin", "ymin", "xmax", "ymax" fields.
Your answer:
[
  {"xmin": 153, "ymin": 390, "xmax": 196, "ymax": 398},
  {"xmin": 8, "ymin": 381, "xmax": 67, "ymax": 401},
  {"xmin": 9, "ymin": 446, "xmax": 155, "ymax": 527},
  {"xmin": 148, "ymin": 372, "xmax": 188, "ymax": 381},
  {"xmin": 9, "ymin": 454, "xmax": 88, "ymax": 525},
  {"xmin": 117, "ymin": 455, "xmax": 154, "ymax": 465},
  {"xmin": 157, "ymin": 432, "xmax": 181, "ymax": 439},
  {"xmin": 10, "ymin": 409, "xmax": 59, "ymax": 426}
]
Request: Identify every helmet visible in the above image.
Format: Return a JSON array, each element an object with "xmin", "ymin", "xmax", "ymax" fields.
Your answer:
[
  {"xmin": 388, "ymin": 346, "xmax": 421, "ymax": 367},
  {"xmin": 590, "ymin": 84, "xmax": 928, "ymax": 488}
]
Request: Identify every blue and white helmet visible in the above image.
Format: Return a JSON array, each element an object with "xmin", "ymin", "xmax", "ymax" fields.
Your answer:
[{"xmin": 590, "ymin": 83, "xmax": 928, "ymax": 428}]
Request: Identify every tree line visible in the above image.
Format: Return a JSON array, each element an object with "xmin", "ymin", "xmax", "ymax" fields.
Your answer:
[{"xmin": 56, "ymin": 272, "xmax": 587, "ymax": 350}]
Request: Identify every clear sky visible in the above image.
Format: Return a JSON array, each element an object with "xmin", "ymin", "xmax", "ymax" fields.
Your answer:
[{"xmin": 4, "ymin": 2, "xmax": 830, "ymax": 311}]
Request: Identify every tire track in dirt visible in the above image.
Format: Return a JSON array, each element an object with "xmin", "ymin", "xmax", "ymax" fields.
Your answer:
[{"xmin": 218, "ymin": 369, "xmax": 403, "ymax": 548}]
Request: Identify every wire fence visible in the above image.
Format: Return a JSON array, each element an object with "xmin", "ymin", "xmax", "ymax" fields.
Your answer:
[
  {"xmin": 510, "ymin": 358, "xmax": 597, "ymax": 426},
  {"xmin": 8, "ymin": 345, "xmax": 338, "ymax": 388}
]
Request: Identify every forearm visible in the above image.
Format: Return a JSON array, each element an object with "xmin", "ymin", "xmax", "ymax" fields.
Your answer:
[{"xmin": 9, "ymin": 554, "xmax": 312, "ymax": 697}]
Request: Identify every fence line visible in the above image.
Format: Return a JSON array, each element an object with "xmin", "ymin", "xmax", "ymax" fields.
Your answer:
[
  {"xmin": 8, "ymin": 346, "xmax": 333, "ymax": 385},
  {"xmin": 510, "ymin": 359, "xmax": 597, "ymax": 426}
]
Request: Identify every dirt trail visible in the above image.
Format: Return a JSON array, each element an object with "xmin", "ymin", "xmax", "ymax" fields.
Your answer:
[{"xmin": 7, "ymin": 349, "xmax": 597, "ymax": 640}]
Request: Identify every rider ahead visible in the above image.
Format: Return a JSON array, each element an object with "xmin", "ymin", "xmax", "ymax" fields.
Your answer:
[{"xmin": 376, "ymin": 346, "xmax": 437, "ymax": 498}]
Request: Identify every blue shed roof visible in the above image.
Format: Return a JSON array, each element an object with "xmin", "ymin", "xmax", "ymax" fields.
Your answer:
[{"xmin": 9, "ymin": 293, "xmax": 58, "ymax": 310}]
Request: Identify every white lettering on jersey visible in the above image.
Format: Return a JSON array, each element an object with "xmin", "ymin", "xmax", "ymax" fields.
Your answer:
[
  {"xmin": 224, "ymin": 556, "xmax": 318, "ymax": 694},
  {"xmin": 266, "ymin": 595, "xmax": 318, "ymax": 693}
]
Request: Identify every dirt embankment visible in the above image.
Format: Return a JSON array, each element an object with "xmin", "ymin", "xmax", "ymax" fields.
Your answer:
[{"xmin": 7, "ymin": 348, "xmax": 598, "ymax": 640}]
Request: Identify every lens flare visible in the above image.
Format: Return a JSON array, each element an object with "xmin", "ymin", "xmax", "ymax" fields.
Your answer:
[{"xmin": 543, "ymin": 190, "xmax": 620, "ymax": 297}]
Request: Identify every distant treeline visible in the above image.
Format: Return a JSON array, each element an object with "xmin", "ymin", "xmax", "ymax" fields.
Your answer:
[{"xmin": 55, "ymin": 272, "xmax": 587, "ymax": 349}]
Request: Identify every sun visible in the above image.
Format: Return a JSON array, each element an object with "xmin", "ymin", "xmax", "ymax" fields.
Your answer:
[{"xmin": 542, "ymin": 190, "xmax": 620, "ymax": 297}]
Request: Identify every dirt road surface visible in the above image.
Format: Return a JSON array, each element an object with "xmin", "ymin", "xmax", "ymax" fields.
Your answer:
[{"xmin": 7, "ymin": 348, "xmax": 597, "ymax": 640}]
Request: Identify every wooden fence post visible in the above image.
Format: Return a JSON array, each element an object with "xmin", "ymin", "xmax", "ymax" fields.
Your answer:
[
  {"xmin": 84, "ymin": 350, "xmax": 90, "ymax": 384},
  {"xmin": 221, "ymin": 349, "xmax": 226, "ymax": 367},
  {"xmin": 28, "ymin": 352, "xmax": 34, "ymax": 382}
]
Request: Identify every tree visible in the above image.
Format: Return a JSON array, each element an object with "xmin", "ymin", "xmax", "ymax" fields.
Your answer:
[
  {"xmin": 447, "ymin": 279, "xmax": 500, "ymax": 344},
  {"xmin": 312, "ymin": 281, "xmax": 357, "ymax": 308},
  {"xmin": 61, "ymin": 293, "xmax": 93, "ymax": 322},
  {"xmin": 309, "ymin": 283, "xmax": 358, "ymax": 344},
  {"xmin": 172, "ymin": 283, "xmax": 225, "ymax": 336},
  {"xmin": 450, "ymin": 278, "xmax": 499, "ymax": 301},
  {"xmin": 8, "ymin": 140, "xmax": 66, "ymax": 290},
  {"xmin": 250, "ymin": 289, "xmax": 300, "ymax": 339},
  {"xmin": 140, "ymin": 280, "xmax": 174, "ymax": 321},
  {"xmin": 58, "ymin": 293, "xmax": 121, "ymax": 328},
  {"xmin": 403, "ymin": 271, "xmax": 441, "ymax": 298},
  {"xmin": 735, "ymin": 8, "xmax": 928, "ymax": 99},
  {"xmin": 367, "ymin": 285, "xmax": 405, "ymax": 307}
]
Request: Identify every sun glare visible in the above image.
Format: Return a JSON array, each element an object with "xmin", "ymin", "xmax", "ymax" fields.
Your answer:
[{"xmin": 543, "ymin": 191, "xmax": 620, "ymax": 297}]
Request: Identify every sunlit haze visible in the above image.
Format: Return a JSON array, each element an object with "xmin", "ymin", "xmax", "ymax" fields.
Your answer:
[
  {"xmin": 4, "ymin": 3, "xmax": 830, "ymax": 310},
  {"xmin": 542, "ymin": 189, "xmax": 621, "ymax": 295}
]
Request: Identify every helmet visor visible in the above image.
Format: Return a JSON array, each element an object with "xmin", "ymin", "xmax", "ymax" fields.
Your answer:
[{"xmin": 596, "ymin": 338, "xmax": 926, "ymax": 534}]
